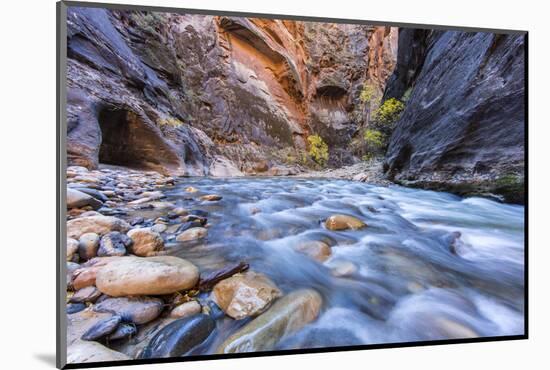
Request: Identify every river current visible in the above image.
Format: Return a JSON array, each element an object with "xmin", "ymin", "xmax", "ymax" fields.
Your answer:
[{"xmin": 155, "ymin": 177, "xmax": 524, "ymax": 352}]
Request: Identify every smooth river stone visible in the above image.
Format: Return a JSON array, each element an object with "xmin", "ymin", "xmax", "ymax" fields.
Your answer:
[
  {"xmin": 199, "ymin": 194, "xmax": 222, "ymax": 201},
  {"xmin": 78, "ymin": 232, "xmax": 100, "ymax": 261},
  {"xmin": 67, "ymin": 215, "xmax": 130, "ymax": 239},
  {"xmin": 108, "ymin": 323, "xmax": 138, "ymax": 341},
  {"xmin": 170, "ymin": 301, "xmax": 202, "ymax": 319},
  {"xmin": 127, "ymin": 228, "xmax": 164, "ymax": 256},
  {"xmin": 67, "ymin": 340, "xmax": 130, "ymax": 364},
  {"xmin": 93, "ymin": 296, "xmax": 164, "ymax": 325},
  {"xmin": 140, "ymin": 314, "xmax": 215, "ymax": 359},
  {"xmin": 216, "ymin": 289, "xmax": 322, "ymax": 353},
  {"xmin": 176, "ymin": 227, "xmax": 207, "ymax": 242},
  {"xmin": 95, "ymin": 256, "xmax": 199, "ymax": 296},
  {"xmin": 67, "ymin": 188, "xmax": 103, "ymax": 210},
  {"xmin": 70, "ymin": 286, "xmax": 102, "ymax": 304},
  {"xmin": 325, "ymin": 214, "xmax": 366, "ymax": 231},
  {"xmin": 211, "ymin": 271, "xmax": 281, "ymax": 320},
  {"xmin": 98, "ymin": 231, "xmax": 132, "ymax": 257},
  {"xmin": 70, "ymin": 257, "xmax": 121, "ymax": 290},
  {"xmin": 67, "ymin": 238, "xmax": 79, "ymax": 262},
  {"xmin": 81, "ymin": 315, "xmax": 122, "ymax": 341}
]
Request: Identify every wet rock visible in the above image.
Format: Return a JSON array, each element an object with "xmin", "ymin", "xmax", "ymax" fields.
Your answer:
[
  {"xmin": 67, "ymin": 238, "xmax": 79, "ymax": 262},
  {"xmin": 95, "ymin": 256, "xmax": 199, "ymax": 296},
  {"xmin": 78, "ymin": 232, "xmax": 100, "ymax": 261},
  {"xmin": 329, "ymin": 260, "xmax": 358, "ymax": 277},
  {"xmin": 212, "ymin": 271, "xmax": 281, "ymax": 320},
  {"xmin": 67, "ymin": 215, "xmax": 130, "ymax": 239},
  {"xmin": 93, "ymin": 296, "xmax": 163, "ymax": 325},
  {"xmin": 127, "ymin": 228, "xmax": 164, "ymax": 257},
  {"xmin": 189, "ymin": 209, "xmax": 208, "ymax": 217},
  {"xmin": 176, "ymin": 221, "xmax": 205, "ymax": 233},
  {"xmin": 150, "ymin": 223, "xmax": 167, "ymax": 233},
  {"xmin": 67, "ymin": 340, "xmax": 130, "ymax": 363},
  {"xmin": 294, "ymin": 240, "xmax": 332, "ymax": 262},
  {"xmin": 180, "ymin": 215, "xmax": 207, "ymax": 225},
  {"xmin": 199, "ymin": 194, "xmax": 222, "ymax": 201},
  {"xmin": 81, "ymin": 315, "xmax": 121, "ymax": 341},
  {"xmin": 70, "ymin": 286, "xmax": 102, "ymax": 303},
  {"xmin": 176, "ymin": 227, "xmax": 208, "ymax": 242},
  {"xmin": 140, "ymin": 314, "xmax": 215, "ymax": 359},
  {"xmin": 170, "ymin": 301, "xmax": 201, "ymax": 319},
  {"xmin": 217, "ymin": 289, "xmax": 323, "ymax": 353},
  {"xmin": 67, "ymin": 188, "xmax": 103, "ymax": 210},
  {"xmin": 167, "ymin": 207, "xmax": 188, "ymax": 218},
  {"xmin": 130, "ymin": 216, "xmax": 145, "ymax": 226},
  {"xmin": 325, "ymin": 214, "xmax": 366, "ymax": 230},
  {"xmin": 108, "ymin": 323, "xmax": 137, "ymax": 341},
  {"xmin": 67, "ymin": 261, "xmax": 80, "ymax": 289},
  {"xmin": 72, "ymin": 187, "xmax": 109, "ymax": 202},
  {"xmin": 67, "ymin": 303, "xmax": 87, "ymax": 314},
  {"xmin": 185, "ymin": 187, "xmax": 198, "ymax": 193},
  {"xmin": 98, "ymin": 231, "xmax": 132, "ymax": 257}
]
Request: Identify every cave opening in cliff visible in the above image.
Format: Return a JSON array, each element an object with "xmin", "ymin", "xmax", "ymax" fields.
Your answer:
[{"xmin": 97, "ymin": 107, "xmax": 147, "ymax": 169}]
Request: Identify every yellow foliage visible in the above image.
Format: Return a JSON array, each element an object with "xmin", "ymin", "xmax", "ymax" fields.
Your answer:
[
  {"xmin": 158, "ymin": 117, "xmax": 184, "ymax": 127},
  {"xmin": 307, "ymin": 135, "xmax": 329, "ymax": 166},
  {"xmin": 372, "ymin": 98, "xmax": 405, "ymax": 126}
]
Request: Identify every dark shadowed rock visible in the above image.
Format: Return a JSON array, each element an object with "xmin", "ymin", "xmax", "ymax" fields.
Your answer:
[
  {"xmin": 108, "ymin": 323, "xmax": 138, "ymax": 341},
  {"xmin": 383, "ymin": 30, "xmax": 525, "ymax": 203},
  {"xmin": 81, "ymin": 315, "xmax": 122, "ymax": 341},
  {"xmin": 67, "ymin": 303, "xmax": 87, "ymax": 315},
  {"xmin": 98, "ymin": 231, "xmax": 132, "ymax": 257},
  {"xmin": 140, "ymin": 314, "xmax": 215, "ymax": 358}
]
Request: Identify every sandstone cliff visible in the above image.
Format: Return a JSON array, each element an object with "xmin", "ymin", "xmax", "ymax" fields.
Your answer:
[
  {"xmin": 383, "ymin": 29, "xmax": 525, "ymax": 203},
  {"xmin": 66, "ymin": 7, "xmax": 397, "ymax": 175}
]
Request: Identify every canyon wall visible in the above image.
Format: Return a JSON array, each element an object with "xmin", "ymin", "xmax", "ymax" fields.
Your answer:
[
  {"xmin": 383, "ymin": 29, "xmax": 525, "ymax": 203},
  {"xmin": 66, "ymin": 7, "xmax": 397, "ymax": 175}
]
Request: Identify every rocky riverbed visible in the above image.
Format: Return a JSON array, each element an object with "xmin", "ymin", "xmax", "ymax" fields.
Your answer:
[{"xmin": 65, "ymin": 165, "xmax": 525, "ymax": 363}]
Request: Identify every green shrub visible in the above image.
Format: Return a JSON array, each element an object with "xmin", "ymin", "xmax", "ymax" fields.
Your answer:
[
  {"xmin": 360, "ymin": 83, "xmax": 377, "ymax": 104},
  {"xmin": 364, "ymin": 129, "xmax": 385, "ymax": 149},
  {"xmin": 372, "ymin": 98, "xmax": 405, "ymax": 126},
  {"xmin": 307, "ymin": 135, "xmax": 329, "ymax": 166}
]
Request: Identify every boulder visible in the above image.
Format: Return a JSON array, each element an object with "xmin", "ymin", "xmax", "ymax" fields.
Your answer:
[
  {"xmin": 127, "ymin": 228, "xmax": 164, "ymax": 256},
  {"xmin": 217, "ymin": 289, "xmax": 323, "ymax": 353},
  {"xmin": 211, "ymin": 271, "xmax": 281, "ymax": 320},
  {"xmin": 67, "ymin": 215, "xmax": 130, "ymax": 239},
  {"xmin": 176, "ymin": 227, "xmax": 208, "ymax": 242},
  {"xmin": 170, "ymin": 301, "xmax": 202, "ymax": 319},
  {"xmin": 325, "ymin": 214, "xmax": 366, "ymax": 230},
  {"xmin": 294, "ymin": 240, "xmax": 332, "ymax": 262},
  {"xmin": 67, "ymin": 188, "xmax": 103, "ymax": 210},
  {"xmin": 78, "ymin": 232, "xmax": 100, "ymax": 261},
  {"xmin": 93, "ymin": 296, "xmax": 163, "ymax": 325},
  {"xmin": 95, "ymin": 256, "xmax": 199, "ymax": 296},
  {"xmin": 140, "ymin": 314, "xmax": 215, "ymax": 359},
  {"xmin": 97, "ymin": 231, "xmax": 132, "ymax": 257}
]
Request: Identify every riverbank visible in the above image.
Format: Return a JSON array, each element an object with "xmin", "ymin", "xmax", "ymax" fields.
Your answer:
[{"xmin": 65, "ymin": 165, "xmax": 524, "ymax": 363}]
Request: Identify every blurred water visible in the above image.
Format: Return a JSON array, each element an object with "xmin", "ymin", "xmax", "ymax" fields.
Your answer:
[{"xmin": 162, "ymin": 177, "xmax": 525, "ymax": 351}]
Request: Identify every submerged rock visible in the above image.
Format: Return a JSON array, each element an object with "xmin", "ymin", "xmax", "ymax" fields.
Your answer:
[
  {"xmin": 67, "ymin": 215, "xmax": 130, "ymax": 239},
  {"xmin": 95, "ymin": 256, "xmax": 199, "ymax": 296},
  {"xmin": 212, "ymin": 271, "xmax": 281, "ymax": 320},
  {"xmin": 127, "ymin": 228, "xmax": 164, "ymax": 256},
  {"xmin": 93, "ymin": 296, "xmax": 163, "ymax": 325},
  {"xmin": 217, "ymin": 289, "xmax": 322, "ymax": 353},
  {"xmin": 325, "ymin": 214, "xmax": 366, "ymax": 230},
  {"xmin": 98, "ymin": 231, "xmax": 132, "ymax": 257},
  {"xmin": 140, "ymin": 314, "xmax": 215, "ymax": 358},
  {"xmin": 294, "ymin": 240, "xmax": 332, "ymax": 262},
  {"xmin": 199, "ymin": 194, "xmax": 222, "ymax": 201}
]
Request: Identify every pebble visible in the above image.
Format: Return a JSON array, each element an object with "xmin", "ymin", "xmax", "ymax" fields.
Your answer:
[
  {"xmin": 325, "ymin": 214, "xmax": 366, "ymax": 230},
  {"xmin": 170, "ymin": 301, "xmax": 202, "ymax": 319},
  {"xmin": 78, "ymin": 233, "xmax": 100, "ymax": 261},
  {"xmin": 98, "ymin": 231, "xmax": 132, "ymax": 257},
  {"xmin": 127, "ymin": 228, "xmax": 164, "ymax": 257},
  {"xmin": 176, "ymin": 227, "xmax": 208, "ymax": 242}
]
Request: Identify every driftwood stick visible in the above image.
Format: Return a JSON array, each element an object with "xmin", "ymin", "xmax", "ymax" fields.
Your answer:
[{"xmin": 198, "ymin": 261, "xmax": 249, "ymax": 291}]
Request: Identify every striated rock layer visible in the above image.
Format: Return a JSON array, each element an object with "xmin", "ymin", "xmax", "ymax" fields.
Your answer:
[
  {"xmin": 66, "ymin": 7, "xmax": 397, "ymax": 175},
  {"xmin": 383, "ymin": 29, "xmax": 525, "ymax": 203}
]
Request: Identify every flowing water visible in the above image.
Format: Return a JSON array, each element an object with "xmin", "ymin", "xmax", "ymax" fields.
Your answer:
[{"xmin": 159, "ymin": 177, "xmax": 524, "ymax": 351}]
